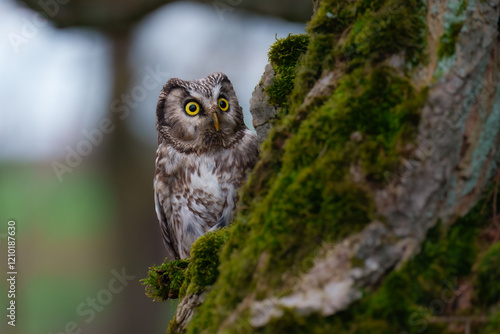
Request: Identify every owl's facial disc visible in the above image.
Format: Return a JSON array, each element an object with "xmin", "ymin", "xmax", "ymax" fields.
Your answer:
[
  {"xmin": 157, "ymin": 73, "xmax": 246, "ymax": 153},
  {"xmin": 184, "ymin": 98, "xmax": 220, "ymax": 132}
]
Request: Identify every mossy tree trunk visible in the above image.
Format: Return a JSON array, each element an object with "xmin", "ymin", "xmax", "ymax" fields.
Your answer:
[{"xmin": 161, "ymin": 0, "xmax": 500, "ymax": 333}]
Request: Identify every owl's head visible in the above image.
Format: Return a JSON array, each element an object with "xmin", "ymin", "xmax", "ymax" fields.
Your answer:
[{"xmin": 156, "ymin": 72, "xmax": 246, "ymax": 154}]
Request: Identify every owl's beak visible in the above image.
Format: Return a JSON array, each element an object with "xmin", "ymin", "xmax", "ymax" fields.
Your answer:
[{"xmin": 212, "ymin": 113, "xmax": 219, "ymax": 131}]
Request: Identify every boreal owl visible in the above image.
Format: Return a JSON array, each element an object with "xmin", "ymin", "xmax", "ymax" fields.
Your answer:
[{"xmin": 154, "ymin": 72, "xmax": 258, "ymax": 260}]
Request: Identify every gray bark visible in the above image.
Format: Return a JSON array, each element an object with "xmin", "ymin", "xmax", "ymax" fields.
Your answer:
[{"xmin": 249, "ymin": 64, "xmax": 278, "ymax": 145}]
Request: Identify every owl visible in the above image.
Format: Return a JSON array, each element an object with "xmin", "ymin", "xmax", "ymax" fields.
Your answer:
[{"xmin": 154, "ymin": 72, "xmax": 258, "ymax": 260}]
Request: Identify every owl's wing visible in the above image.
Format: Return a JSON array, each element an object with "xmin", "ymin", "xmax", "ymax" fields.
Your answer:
[
  {"xmin": 154, "ymin": 189, "xmax": 179, "ymax": 261},
  {"xmin": 207, "ymin": 215, "xmax": 229, "ymax": 233}
]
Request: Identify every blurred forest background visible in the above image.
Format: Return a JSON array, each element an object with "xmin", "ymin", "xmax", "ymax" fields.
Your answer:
[{"xmin": 0, "ymin": 0, "xmax": 311, "ymax": 333}]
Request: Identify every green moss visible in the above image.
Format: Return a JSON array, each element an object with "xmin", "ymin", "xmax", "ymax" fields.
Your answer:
[
  {"xmin": 179, "ymin": 228, "xmax": 230, "ymax": 298},
  {"xmin": 475, "ymin": 241, "xmax": 500, "ymax": 307},
  {"xmin": 143, "ymin": 228, "xmax": 229, "ymax": 304},
  {"xmin": 283, "ymin": 66, "xmax": 425, "ymax": 184},
  {"xmin": 142, "ymin": 259, "xmax": 190, "ymax": 301},
  {"xmin": 437, "ymin": 21, "xmax": 464, "ymax": 59},
  {"xmin": 483, "ymin": 309, "xmax": 500, "ymax": 334},
  {"xmin": 341, "ymin": 0, "xmax": 427, "ymax": 67},
  {"xmin": 257, "ymin": 309, "xmax": 345, "ymax": 334},
  {"xmin": 268, "ymin": 34, "xmax": 310, "ymax": 69},
  {"xmin": 458, "ymin": 0, "xmax": 469, "ymax": 15},
  {"xmin": 266, "ymin": 34, "xmax": 309, "ymax": 112},
  {"xmin": 292, "ymin": 0, "xmax": 427, "ymax": 108},
  {"xmin": 167, "ymin": 316, "xmax": 181, "ymax": 334},
  {"xmin": 308, "ymin": 0, "xmax": 357, "ymax": 35},
  {"xmin": 436, "ymin": 0, "xmax": 468, "ymax": 60}
]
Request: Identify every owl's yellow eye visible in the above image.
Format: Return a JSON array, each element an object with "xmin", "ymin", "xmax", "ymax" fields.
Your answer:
[
  {"xmin": 218, "ymin": 98, "xmax": 229, "ymax": 112},
  {"xmin": 185, "ymin": 101, "xmax": 200, "ymax": 116}
]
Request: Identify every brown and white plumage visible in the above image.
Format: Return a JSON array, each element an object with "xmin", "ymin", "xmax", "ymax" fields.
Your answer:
[{"xmin": 154, "ymin": 73, "xmax": 258, "ymax": 260}]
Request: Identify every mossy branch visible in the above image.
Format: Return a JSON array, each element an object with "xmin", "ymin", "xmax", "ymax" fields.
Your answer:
[
  {"xmin": 141, "ymin": 259, "xmax": 190, "ymax": 301},
  {"xmin": 142, "ymin": 228, "xmax": 230, "ymax": 302}
]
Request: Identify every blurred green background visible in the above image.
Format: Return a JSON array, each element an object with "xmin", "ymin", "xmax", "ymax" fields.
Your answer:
[{"xmin": 0, "ymin": 0, "xmax": 310, "ymax": 333}]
